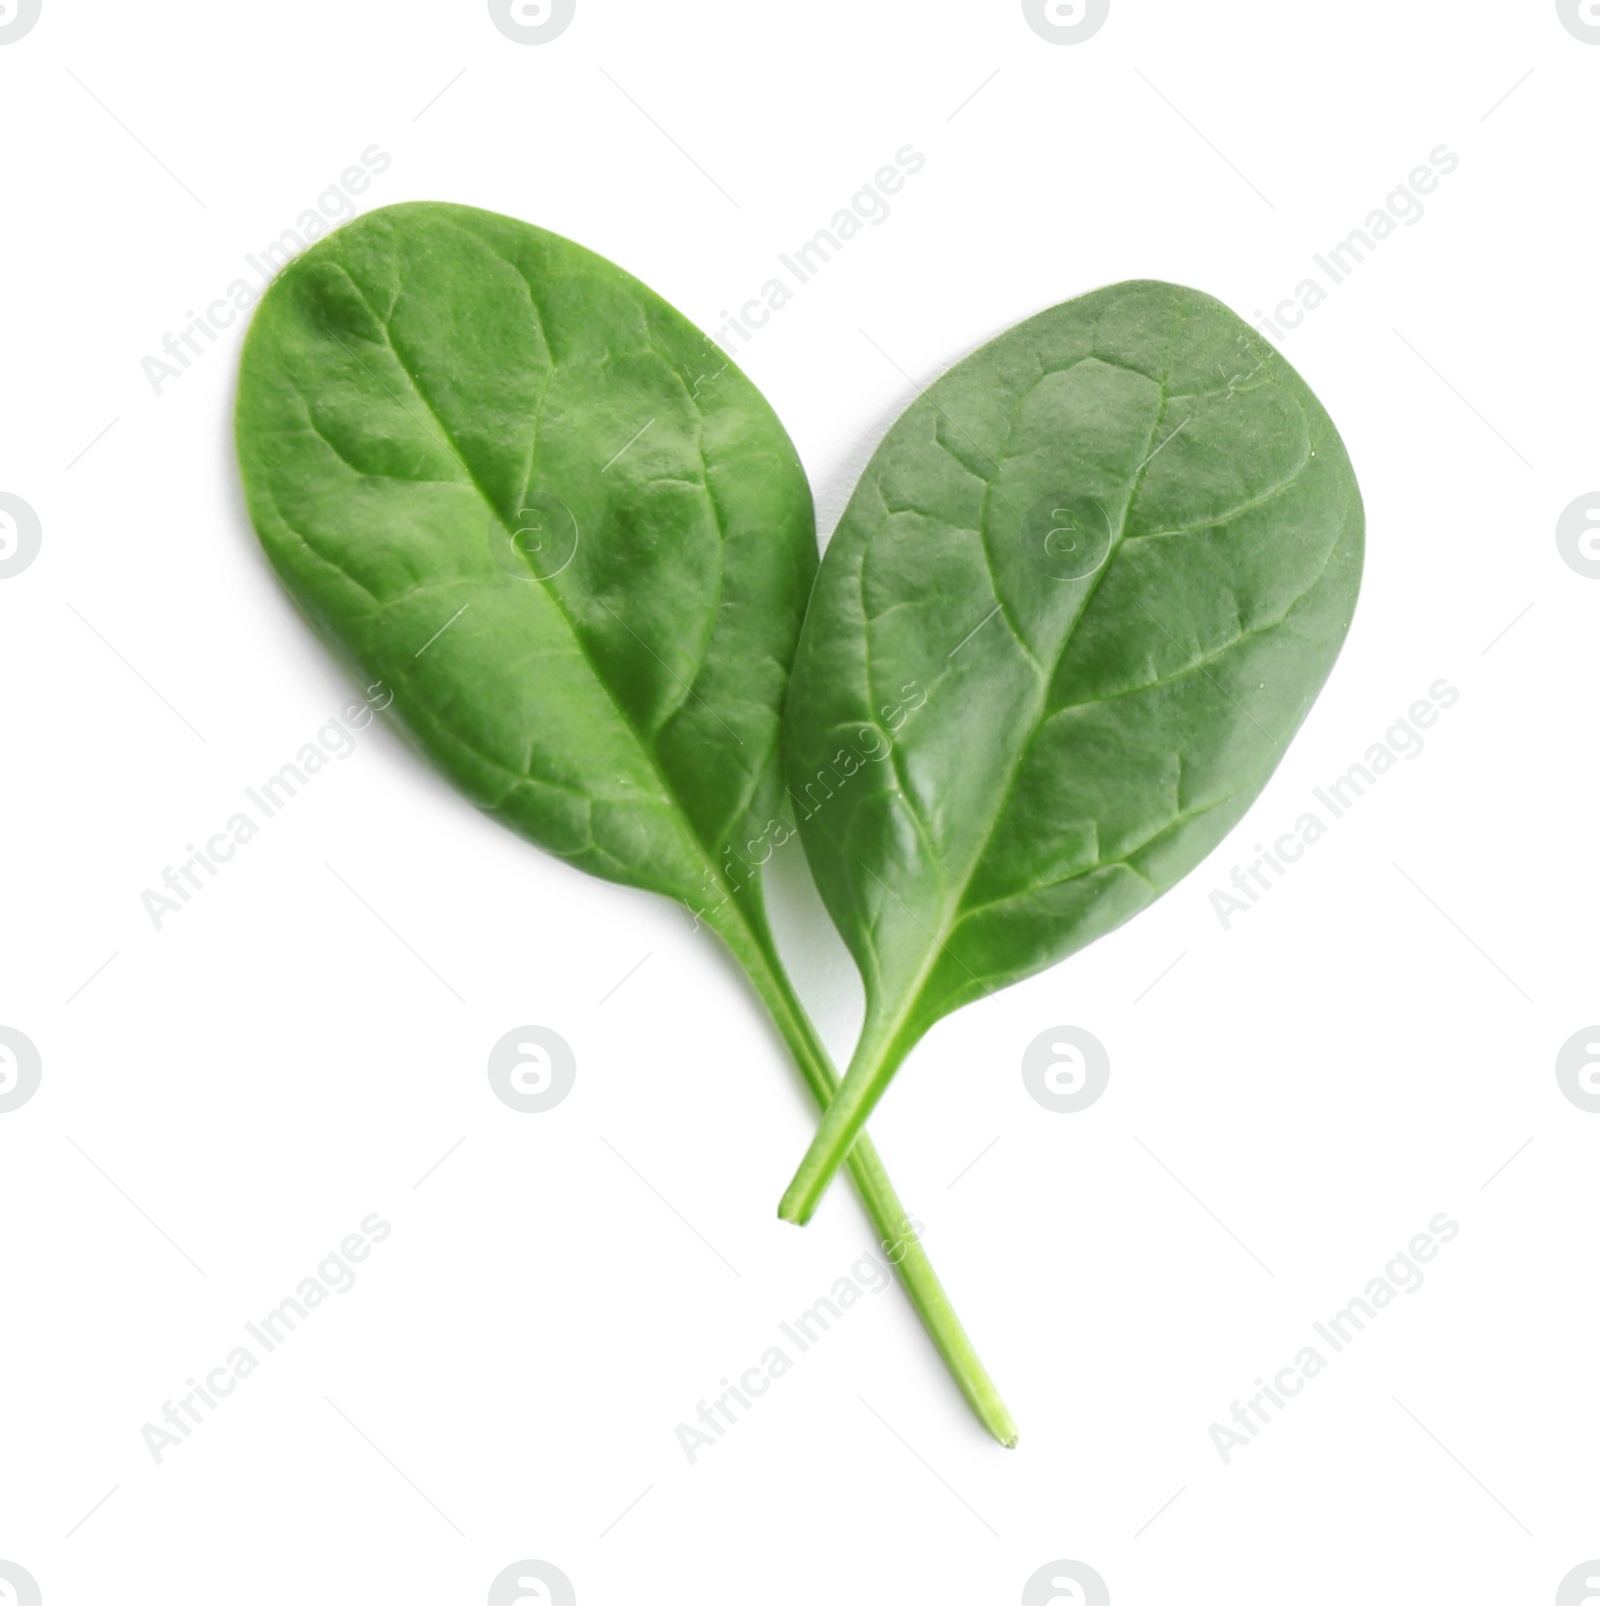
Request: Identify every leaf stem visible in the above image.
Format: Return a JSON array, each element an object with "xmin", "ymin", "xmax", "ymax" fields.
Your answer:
[
  {"xmin": 719, "ymin": 911, "xmax": 1016, "ymax": 1447},
  {"xmin": 778, "ymin": 1011, "xmax": 911, "ymax": 1226}
]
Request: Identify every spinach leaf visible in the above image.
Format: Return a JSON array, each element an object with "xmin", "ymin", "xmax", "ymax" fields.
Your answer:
[
  {"xmin": 778, "ymin": 281, "xmax": 1363, "ymax": 1221},
  {"xmin": 234, "ymin": 201, "xmax": 1015, "ymax": 1442}
]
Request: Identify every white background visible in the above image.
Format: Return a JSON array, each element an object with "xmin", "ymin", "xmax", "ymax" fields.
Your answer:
[{"xmin": 2, "ymin": 2, "xmax": 1597, "ymax": 1602}]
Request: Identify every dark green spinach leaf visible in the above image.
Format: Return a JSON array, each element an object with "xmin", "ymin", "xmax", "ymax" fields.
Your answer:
[{"xmin": 778, "ymin": 281, "xmax": 1363, "ymax": 1220}]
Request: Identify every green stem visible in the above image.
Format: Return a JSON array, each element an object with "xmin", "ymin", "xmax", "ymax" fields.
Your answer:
[
  {"xmin": 778, "ymin": 1009, "xmax": 911, "ymax": 1226},
  {"xmin": 716, "ymin": 908, "xmax": 1016, "ymax": 1447}
]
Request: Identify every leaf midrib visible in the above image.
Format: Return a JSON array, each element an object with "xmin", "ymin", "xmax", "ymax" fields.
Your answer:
[
  {"xmin": 319, "ymin": 254, "xmax": 734, "ymax": 888},
  {"xmin": 861, "ymin": 298, "xmax": 1199, "ymax": 1032}
]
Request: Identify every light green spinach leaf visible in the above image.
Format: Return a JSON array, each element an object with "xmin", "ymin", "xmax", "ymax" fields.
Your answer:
[
  {"xmin": 235, "ymin": 201, "xmax": 1015, "ymax": 1442},
  {"xmin": 778, "ymin": 281, "xmax": 1363, "ymax": 1220}
]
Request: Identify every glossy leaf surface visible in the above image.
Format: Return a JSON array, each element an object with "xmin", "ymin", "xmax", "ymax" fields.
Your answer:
[
  {"xmin": 780, "ymin": 280, "xmax": 1363, "ymax": 1217},
  {"xmin": 237, "ymin": 200, "xmax": 811, "ymax": 920}
]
